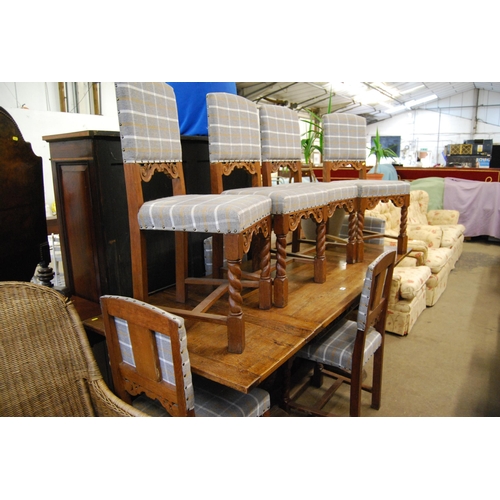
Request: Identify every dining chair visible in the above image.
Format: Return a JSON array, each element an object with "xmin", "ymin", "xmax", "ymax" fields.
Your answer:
[
  {"xmin": 100, "ymin": 295, "xmax": 271, "ymax": 417},
  {"xmin": 207, "ymin": 93, "xmax": 358, "ymax": 308},
  {"xmin": 258, "ymin": 104, "xmax": 360, "ymax": 260},
  {"xmin": 115, "ymin": 82, "xmax": 273, "ymax": 354},
  {"xmin": 0, "ymin": 281, "xmax": 147, "ymax": 417},
  {"xmin": 322, "ymin": 113, "xmax": 410, "ymax": 262},
  {"xmin": 283, "ymin": 249, "xmax": 396, "ymax": 417}
]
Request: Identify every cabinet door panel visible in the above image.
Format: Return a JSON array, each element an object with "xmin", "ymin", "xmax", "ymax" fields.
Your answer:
[{"xmin": 60, "ymin": 163, "xmax": 101, "ymax": 302}]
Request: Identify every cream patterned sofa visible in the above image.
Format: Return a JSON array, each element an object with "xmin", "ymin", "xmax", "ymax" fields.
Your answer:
[{"xmin": 365, "ymin": 189, "xmax": 465, "ymax": 307}]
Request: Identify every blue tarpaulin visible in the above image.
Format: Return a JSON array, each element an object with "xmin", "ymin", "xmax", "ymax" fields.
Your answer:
[{"xmin": 167, "ymin": 82, "xmax": 237, "ymax": 136}]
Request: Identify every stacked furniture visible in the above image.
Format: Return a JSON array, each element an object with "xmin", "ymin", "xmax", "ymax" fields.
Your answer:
[
  {"xmin": 115, "ymin": 82, "xmax": 273, "ymax": 354},
  {"xmin": 206, "ymin": 93, "xmax": 359, "ymax": 307}
]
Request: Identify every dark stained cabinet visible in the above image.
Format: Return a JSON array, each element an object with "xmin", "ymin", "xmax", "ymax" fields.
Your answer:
[
  {"xmin": 44, "ymin": 131, "xmax": 213, "ymax": 318},
  {"xmin": 44, "ymin": 131, "xmax": 128, "ymax": 316}
]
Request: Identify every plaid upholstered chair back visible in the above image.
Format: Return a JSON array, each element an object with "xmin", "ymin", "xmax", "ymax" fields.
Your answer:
[
  {"xmin": 356, "ymin": 250, "xmax": 395, "ymax": 334},
  {"xmin": 207, "ymin": 92, "xmax": 261, "ymax": 162},
  {"xmin": 259, "ymin": 104, "xmax": 302, "ymax": 162},
  {"xmin": 259, "ymin": 104, "xmax": 303, "ymax": 185},
  {"xmin": 323, "ymin": 113, "xmax": 367, "ymax": 162},
  {"xmin": 115, "ymin": 82, "xmax": 183, "ymax": 165},
  {"xmin": 207, "ymin": 92, "xmax": 263, "ymax": 192},
  {"xmin": 100, "ymin": 295, "xmax": 195, "ymax": 417}
]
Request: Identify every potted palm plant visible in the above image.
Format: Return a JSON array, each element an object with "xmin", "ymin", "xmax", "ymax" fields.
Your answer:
[
  {"xmin": 367, "ymin": 128, "xmax": 397, "ymax": 179},
  {"xmin": 301, "ymin": 109, "xmax": 323, "ymax": 165},
  {"xmin": 300, "ymin": 91, "xmax": 333, "ymax": 177}
]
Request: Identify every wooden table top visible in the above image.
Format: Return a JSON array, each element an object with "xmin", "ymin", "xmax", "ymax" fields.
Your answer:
[
  {"xmin": 144, "ymin": 244, "xmax": 385, "ymax": 393},
  {"xmin": 82, "ymin": 244, "xmax": 386, "ymax": 393}
]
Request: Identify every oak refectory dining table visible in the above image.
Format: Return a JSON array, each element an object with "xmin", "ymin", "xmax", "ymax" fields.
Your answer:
[{"xmin": 83, "ymin": 243, "xmax": 387, "ymax": 394}]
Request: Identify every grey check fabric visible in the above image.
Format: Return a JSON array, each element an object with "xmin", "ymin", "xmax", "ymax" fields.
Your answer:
[
  {"xmin": 297, "ymin": 317, "xmax": 382, "ymax": 372},
  {"xmin": 356, "ymin": 250, "xmax": 394, "ymax": 329},
  {"xmin": 115, "ymin": 82, "xmax": 182, "ymax": 164},
  {"xmin": 289, "ymin": 182, "xmax": 359, "ymax": 204},
  {"xmin": 297, "ymin": 250, "xmax": 395, "ymax": 371},
  {"xmin": 259, "ymin": 104, "xmax": 302, "ymax": 161},
  {"xmin": 133, "ymin": 380, "xmax": 271, "ymax": 417},
  {"xmin": 138, "ymin": 194, "xmax": 271, "ymax": 233},
  {"xmin": 189, "ymin": 375, "xmax": 271, "ymax": 417},
  {"xmin": 207, "ymin": 93, "xmax": 261, "ymax": 162},
  {"xmin": 223, "ymin": 182, "xmax": 358, "ymax": 215},
  {"xmin": 323, "ymin": 113, "xmax": 367, "ymax": 161},
  {"xmin": 323, "ymin": 179, "xmax": 410, "ymax": 198},
  {"xmin": 107, "ymin": 296, "xmax": 270, "ymax": 417},
  {"xmin": 355, "ymin": 179, "xmax": 410, "ymax": 197},
  {"xmin": 222, "ymin": 185, "xmax": 327, "ymax": 215}
]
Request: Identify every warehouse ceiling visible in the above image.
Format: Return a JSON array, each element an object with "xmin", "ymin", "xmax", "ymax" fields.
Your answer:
[{"xmin": 236, "ymin": 82, "xmax": 500, "ymax": 125}]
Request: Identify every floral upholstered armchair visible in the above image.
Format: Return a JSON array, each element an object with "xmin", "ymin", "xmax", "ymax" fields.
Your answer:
[
  {"xmin": 406, "ymin": 189, "xmax": 465, "ymax": 264},
  {"xmin": 365, "ymin": 189, "xmax": 466, "ymax": 307}
]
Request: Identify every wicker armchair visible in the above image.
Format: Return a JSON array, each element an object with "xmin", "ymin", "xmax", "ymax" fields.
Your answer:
[{"xmin": 0, "ymin": 281, "xmax": 147, "ymax": 417}]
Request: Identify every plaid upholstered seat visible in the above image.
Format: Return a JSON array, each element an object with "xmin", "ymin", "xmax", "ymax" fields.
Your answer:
[
  {"xmin": 138, "ymin": 193, "xmax": 271, "ymax": 233},
  {"xmin": 297, "ymin": 250, "xmax": 393, "ymax": 370},
  {"xmin": 285, "ymin": 250, "xmax": 396, "ymax": 417},
  {"xmin": 101, "ymin": 296, "xmax": 271, "ymax": 417},
  {"xmin": 355, "ymin": 179, "xmax": 410, "ymax": 198},
  {"xmin": 115, "ymin": 83, "xmax": 273, "ymax": 354},
  {"xmin": 297, "ymin": 318, "xmax": 382, "ymax": 372}
]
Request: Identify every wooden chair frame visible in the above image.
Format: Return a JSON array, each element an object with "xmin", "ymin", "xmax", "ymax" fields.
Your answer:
[
  {"xmin": 123, "ymin": 160, "xmax": 272, "ymax": 354},
  {"xmin": 283, "ymin": 250, "xmax": 396, "ymax": 417},
  {"xmin": 101, "ymin": 295, "xmax": 194, "ymax": 416}
]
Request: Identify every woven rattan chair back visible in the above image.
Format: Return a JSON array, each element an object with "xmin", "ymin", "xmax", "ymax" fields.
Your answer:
[{"xmin": 0, "ymin": 281, "xmax": 146, "ymax": 417}]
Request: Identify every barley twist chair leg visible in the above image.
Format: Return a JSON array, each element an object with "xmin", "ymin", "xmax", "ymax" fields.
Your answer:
[
  {"xmin": 398, "ymin": 203, "xmax": 409, "ymax": 255},
  {"xmin": 356, "ymin": 210, "xmax": 365, "ymax": 262},
  {"xmin": 274, "ymin": 233, "xmax": 289, "ymax": 308},
  {"xmin": 226, "ymin": 256, "xmax": 245, "ymax": 353},
  {"xmin": 346, "ymin": 211, "xmax": 358, "ymax": 264},
  {"xmin": 258, "ymin": 233, "xmax": 272, "ymax": 310},
  {"xmin": 314, "ymin": 220, "xmax": 327, "ymax": 283}
]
